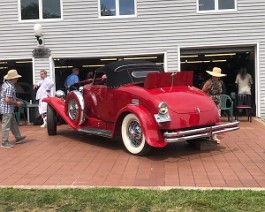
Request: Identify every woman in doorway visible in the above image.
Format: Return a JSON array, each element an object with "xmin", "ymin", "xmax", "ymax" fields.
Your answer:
[
  {"xmin": 235, "ymin": 67, "xmax": 253, "ymax": 107},
  {"xmin": 202, "ymin": 67, "xmax": 226, "ymax": 144}
]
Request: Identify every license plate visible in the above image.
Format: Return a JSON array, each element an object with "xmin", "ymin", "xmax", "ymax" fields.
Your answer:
[{"xmin": 154, "ymin": 113, "xmax": 171, "ymax": 123}]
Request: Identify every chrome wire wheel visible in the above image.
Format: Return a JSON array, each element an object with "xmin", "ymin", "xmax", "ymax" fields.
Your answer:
[
  {"xmin": 65, "ymin": 91, "xmax": 85, "ymax": 126},
  {"xmin": 68, "ymin": 98, "xmax": 79, "ymax": 121},
  {"xmin": 121, "ymin": 113, "xmax": 152, "ymax": 155},
  {"xmin": 127, "ymin": 120, "xmax": 143, "ymax": 148}
]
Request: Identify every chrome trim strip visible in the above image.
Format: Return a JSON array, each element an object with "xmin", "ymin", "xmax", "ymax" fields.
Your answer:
[
  {"xmin": 212, "ymin": 126, "xmax": 240, "ymax": 135},
  {"xmin": 165, "ymin": 133, "xmax": 211, "ymax": 143},
  {"xmin": 211, "ymin": 121, "xmax": 240, "ymax": 130},
  {"xmin": 164, "ymin": 127, "xmax": 210, "ymax": 137}
]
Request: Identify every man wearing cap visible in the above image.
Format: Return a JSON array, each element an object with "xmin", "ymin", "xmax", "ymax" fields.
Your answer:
[
  {"xmin": 0, "ymin": 69, "xmax": 26, "ymax": 148},
  {"xmin": 202, "ymin": 67, "xmax": 226, "ymax": 144}
]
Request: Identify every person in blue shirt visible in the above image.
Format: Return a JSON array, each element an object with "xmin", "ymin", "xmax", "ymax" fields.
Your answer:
[{"xmin": 64, "ymin": 67, "xmax": 80, "ymax": 90}]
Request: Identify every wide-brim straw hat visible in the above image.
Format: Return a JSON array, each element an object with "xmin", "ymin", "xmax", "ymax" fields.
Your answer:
[
  {"xmin": 206, "ymin": 67, "xmax": 226, "ymax": 77},
  {"xmin": 4, "ymin": 69, "xmax": 22, "ymax": 80}
]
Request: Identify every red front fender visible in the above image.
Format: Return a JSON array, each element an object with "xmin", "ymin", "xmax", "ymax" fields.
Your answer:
[{"xmin": 116, "ymin": 105, "xmax": 167, "ymax": 148}]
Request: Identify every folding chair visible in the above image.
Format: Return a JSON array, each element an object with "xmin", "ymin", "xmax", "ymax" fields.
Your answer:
[
  {"xmin": 220, "ymin": 94, "xmax": 233, "ymax": 121},
  {"xmin": 234, "ymin": 94, "xmax": 252, "ymax": 122},
  {"xmin": 15, "ymin": 100, "xmax": 27, "ymax": 125}
]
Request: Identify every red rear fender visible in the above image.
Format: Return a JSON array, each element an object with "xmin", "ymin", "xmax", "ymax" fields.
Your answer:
[{"xmin": 116, "ymin": 105, "xmax": 167, "ymax": 148}]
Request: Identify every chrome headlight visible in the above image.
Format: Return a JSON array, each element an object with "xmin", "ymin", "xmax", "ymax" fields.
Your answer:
[
  {"xmin": 55, "ymin": 90, "xmax": 66, "ymax": 99},
  {"xmin": 158, "ymin": 102, "xmax": 168, "ymax": 114},
  {"xmin": 79, "ymin": 86, "xmax": 84, "ymax": 92}
]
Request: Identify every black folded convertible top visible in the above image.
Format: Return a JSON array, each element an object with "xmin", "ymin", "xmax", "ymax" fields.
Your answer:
[{"xmin": 95, "ymin": 60, "xmax": 163, "ymax": 88}]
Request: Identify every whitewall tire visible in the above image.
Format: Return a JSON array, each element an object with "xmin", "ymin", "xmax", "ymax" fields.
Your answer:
[{"xmin": 121, "ymin": 113, "xmax": 152, "ymax": 155}]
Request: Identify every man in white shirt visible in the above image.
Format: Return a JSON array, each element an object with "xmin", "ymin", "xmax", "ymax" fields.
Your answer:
[{"xmin": 33, "ymin": 70, "xmax": 54, "ymax": 127}]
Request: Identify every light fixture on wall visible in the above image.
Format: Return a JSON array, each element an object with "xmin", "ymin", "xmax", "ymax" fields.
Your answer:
[{"xmin": 34, "ymin": 23, "xmax": 44, "ymax": 46}]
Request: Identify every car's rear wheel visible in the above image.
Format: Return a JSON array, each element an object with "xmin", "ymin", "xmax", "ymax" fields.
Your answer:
[
  {"xmin": 121, "ymin": 113, "xmax": 152, "ymax": 155},
  {"xmin": 47, "ymin": 104, "xmax": 57, "ymax": 135}
]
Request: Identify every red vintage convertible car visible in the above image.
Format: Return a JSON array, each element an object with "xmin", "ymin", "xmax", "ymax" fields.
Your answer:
[{"xmin": 44, "ymin": 60, "xmax": 239, "ymax": 155}]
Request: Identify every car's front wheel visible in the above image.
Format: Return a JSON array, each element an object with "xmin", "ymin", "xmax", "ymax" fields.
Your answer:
[
  {"xmin": 47, "ymin": 104, "xmax": 57, "ymax": 135},
  {"xmin": 121, "ymin": 113, "xmax": 152, "ymax": 155}
]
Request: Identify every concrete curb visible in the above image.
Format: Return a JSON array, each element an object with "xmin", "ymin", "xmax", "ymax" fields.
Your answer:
[{"xmin": 0, "ymin": 185, "xmax": 265, "ymax": 191}]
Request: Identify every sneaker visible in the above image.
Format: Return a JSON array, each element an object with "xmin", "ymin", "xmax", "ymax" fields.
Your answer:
[
  {"xmin": 1, "ymin": 142, "xmax": 14, "ymax": 148},
  {"xmin": 16, "ymin": 136, "xmax": 26, "ymax": 144}
]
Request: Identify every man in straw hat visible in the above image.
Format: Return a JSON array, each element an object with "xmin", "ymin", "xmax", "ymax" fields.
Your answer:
[
  {"xmin": 202, "ymin": 67, "xmax": 226, "ymax": 144},
  {"xmin": 0, "ymin": 69, "xmax": 26, "ymax": 148}
]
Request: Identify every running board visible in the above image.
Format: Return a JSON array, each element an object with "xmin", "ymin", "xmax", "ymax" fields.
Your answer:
[{"xmin": 78, "ymin": 127, "xmax": 112, "ymax": 138}]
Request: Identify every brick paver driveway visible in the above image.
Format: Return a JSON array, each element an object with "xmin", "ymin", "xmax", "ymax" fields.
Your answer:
[{"xmin": 0, "ymin": 118, "xmax": 264, "ymax": 188}]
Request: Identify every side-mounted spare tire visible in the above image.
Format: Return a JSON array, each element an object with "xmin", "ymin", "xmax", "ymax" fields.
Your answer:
[
  {"xmin": 47, "ymin": 104, "xmax": 57, "ymax": 135},
  {"xmin": 65, "ymin": 91, "xmax": 85, "ymax": 126}
]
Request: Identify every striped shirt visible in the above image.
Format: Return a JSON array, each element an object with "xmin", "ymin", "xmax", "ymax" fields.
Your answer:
[{"xmin": 0, "ymin": 81, "xmax": 17, "ymax": 114}]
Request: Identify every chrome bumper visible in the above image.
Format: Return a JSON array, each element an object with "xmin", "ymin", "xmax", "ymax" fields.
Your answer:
[{"xmin": 163, "ymin": 121, "xmax": 240, "ymax": 143}]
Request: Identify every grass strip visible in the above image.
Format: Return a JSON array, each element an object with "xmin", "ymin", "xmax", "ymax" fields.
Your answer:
[{"xmin": 0, "ymin": 188, "xmax": 264, "ymax": 211}]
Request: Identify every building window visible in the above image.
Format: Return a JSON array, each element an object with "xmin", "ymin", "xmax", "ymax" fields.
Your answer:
[
  {"xmin": 20, "ymin": 0, "xmax": 61, "ymax": 20},
  {"xmin": 100, "ymin": 0, "xmax": 136, "ymax": 17},
  {"xmin": 198, "ymin": 0, "xmax": 236, "ymax": 12}
]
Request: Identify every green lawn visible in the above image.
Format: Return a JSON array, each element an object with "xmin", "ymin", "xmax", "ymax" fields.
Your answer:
[{"xmin": 0, "ymin": 188, "xmax": 264, "ymax": 211}]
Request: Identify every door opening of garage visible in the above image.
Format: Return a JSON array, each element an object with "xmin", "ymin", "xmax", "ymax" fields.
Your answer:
[
  {"xmin": 0, "ymin": 59, "xmax": 33, "ymax": 102},
  {"xmin": 180, "ymin": 46, "xmax": 256, "ymax": 115},
  {"xmin": 53, "ymin": 54, "xmax": 164, "ymax": 92}
]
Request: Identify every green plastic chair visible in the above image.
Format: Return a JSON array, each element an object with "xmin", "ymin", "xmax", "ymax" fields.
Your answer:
[
  {"xmin": 220, "ymin": 94, "xmax": 234, "ymax": 121},
  {"xmin": 15, "ymin": 100, "xmax": 27, "ymax": 125}
]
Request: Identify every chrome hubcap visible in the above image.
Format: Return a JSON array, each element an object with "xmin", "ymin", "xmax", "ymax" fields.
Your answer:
[
  {"xmin": 128, "ymin": 120, "xmax": 143, "ymax": 147},
  {"xmin": 68, "ymin": 99, "xmax": 79, "ymax": 120}
]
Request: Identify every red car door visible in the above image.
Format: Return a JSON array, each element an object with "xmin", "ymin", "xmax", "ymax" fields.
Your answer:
[{"xmin": 88, "ymin": 85, "xmax": 114, "ymax": 121}]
